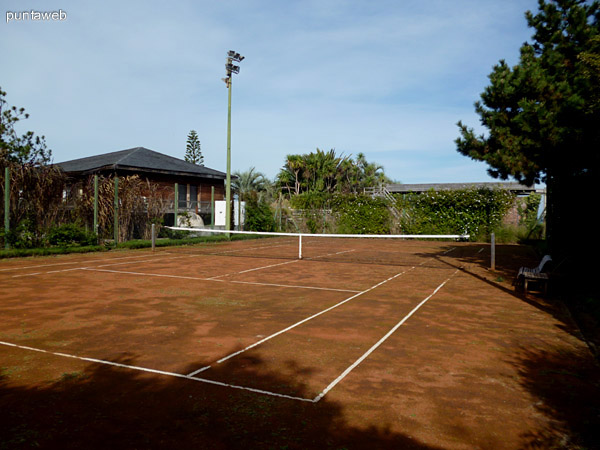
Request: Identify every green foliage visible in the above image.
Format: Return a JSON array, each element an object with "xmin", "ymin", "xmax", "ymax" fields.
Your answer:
[
  {"xmin": 289, "ymin": 191, "xmax": 331, "ymax": 210},
  {"xmin": 1, "ymin": 87, "xmax": 52, "ymax": 165},
  {"xmin": 185, "ymin": 130, "xmax": 203, "ymax": 165},
  {"xmin": 48, "ymin": 223, "xmax": 97, "ymax": 247},
  {"xmin": 455, "ymin": 0, "xmax": 599, "ymax": 257},
  {"xmin": 289, "ymin": 192, "xmax": 391, "ymax": 234},
  {"xmin": 277, "ymin": 149, "xmax": 389, "ymax": 196},
  {"xmin": 244, "ymin": 192, "xmax": 276, "ymax": 232},
  {"xmin": 232, "ymin": 167, "xmax": 272, "ymax": 201},
  {"xmin": 332, "ymin": 195, "xmax": 391, "ymax": 234},
  {"xmin": 0, "ymin": 220, "xmax": 43, "ymax": 249},
  {"xmin": 396, "ymin": 188, "xmax": 515, "ymax": 240}
]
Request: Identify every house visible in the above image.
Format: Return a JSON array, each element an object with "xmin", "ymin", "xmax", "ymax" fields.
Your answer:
[{"xmin": 57, "ymin": 147, "xmax": 229, "ymax": 224}]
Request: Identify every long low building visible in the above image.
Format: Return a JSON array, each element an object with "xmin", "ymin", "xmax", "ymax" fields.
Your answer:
[{"xmin": 386, "ymin": 182, "xmax": 545, "ymax": 196}]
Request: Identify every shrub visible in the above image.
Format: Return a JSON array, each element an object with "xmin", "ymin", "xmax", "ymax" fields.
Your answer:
[
  {"xmin": 245, "ymin": 192, "xmax": 276, "ymax": 232},
  {"xmin": 396, "ymin": 188, "xmax": 515, "ymax": 240},
  {"xmin": 332, "ymin": 194, "xmax": 391, "ymax": 234},
  {"xmin": 48, "ymin": 223, "xmax": 97, "ymax": 247}
]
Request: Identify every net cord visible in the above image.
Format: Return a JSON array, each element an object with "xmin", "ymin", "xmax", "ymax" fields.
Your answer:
[{"xmin": 166, "ymin": 227, "xmax": 469, "ymax": 240}]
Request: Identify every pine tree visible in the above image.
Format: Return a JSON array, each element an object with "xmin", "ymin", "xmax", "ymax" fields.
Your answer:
[
  {"xmin": 455, "ymin": 0, "xmax": 599, "ymax": 259},
  {"xmin": 185, "ymin": 130, "xmax": 203, "ymax": 165}
]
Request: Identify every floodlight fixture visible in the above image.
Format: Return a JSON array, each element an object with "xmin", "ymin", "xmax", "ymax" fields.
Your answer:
[
  {"xmin": 228, "ymin": 50, "xmax": 245, "ymax": 61},
  {"xmin": 225, "ymin": 63, "xmax": 240, "ymax": 74}
]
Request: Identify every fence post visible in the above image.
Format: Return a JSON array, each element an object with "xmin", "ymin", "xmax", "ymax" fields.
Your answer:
[
  {"xmin": 174, "ymin": 183, "xmax": 179, "ymax": 227},
  {"xmin": 211, "ymin": 186, "xmax": 215, "ymax": 228},
  {"xmin": 93, "ymin": 174, "xmax": 98, "ymax": 241},
  {"xmin": 491, "ymin": 232, "xmax": 496, "ymax": 271},
  {"xmin": 4, "ymin": 167, "xmax": 9, "ymax": 249},
  {"xmin": 151, "ymin": 223, "xmax": 156, "ymax": 251},
  {"xmin": 114, "ymin": 176, "xmax": 119, "ymax": 246}
]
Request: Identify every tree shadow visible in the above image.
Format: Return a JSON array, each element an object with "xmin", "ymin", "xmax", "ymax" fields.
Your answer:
[
  {"xmin": 512, "ymin": 346, "xmax": 600, "ymax": 449},
  {"xmin": 425, "ymin": 243, "xmax": 600, "ymax": 448},
  {"xmin": 0, "ymin": 352, "xmax": 444, "ymax": 450},
  {"xmin": 425, "ymin": 243, "xmax": 592, "ymax": 345}
]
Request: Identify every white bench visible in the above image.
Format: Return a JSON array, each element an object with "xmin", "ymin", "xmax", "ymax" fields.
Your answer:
[{"xmin": 517, "ymin": 255, "xmax": 552, "ymax": 294}]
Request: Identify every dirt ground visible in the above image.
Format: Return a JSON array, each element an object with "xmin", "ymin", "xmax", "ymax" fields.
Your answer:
[{"xmin": 0, "ymin": 240, "xmax": 598, "ymax": 449}]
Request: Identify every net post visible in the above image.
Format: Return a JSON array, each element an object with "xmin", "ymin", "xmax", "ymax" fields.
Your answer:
[
  {"xmin": 151, "ymin": 223, "xmax": 156, "ymax": 252},
  {"xmin": 298, "ymin": 234, "xmax": 303, "ymax": 259},
  {"xmin": 490, "ymin": 232, "xmax": 496, "ymax": 271}
]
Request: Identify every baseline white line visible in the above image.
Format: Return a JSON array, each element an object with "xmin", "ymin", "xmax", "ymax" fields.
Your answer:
[
  {"xmin": 312, "ymin": 268, "xmax": 460, "ymax": 402},
  {"xmin": 79, "ymin": 267, "xmax": 359, "ymax": 293},
  {"xmin": 0, "ymin": 340, "xmax": 312, "ymax": 402},
  {"xmin": 186, "ymin": 267, "xmax": 415, "ymax": 377}
]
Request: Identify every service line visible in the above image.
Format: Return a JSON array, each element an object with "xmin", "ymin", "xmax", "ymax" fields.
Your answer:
[
  {"xmin": 79, "ymin": 267, "xmax": 360, "ymax": 293},
  {"xmin": 187, "ymin": 266, "xmax": 414, "ymax": 377},
  {"xmin": 312, "ymin": 268, "xmax": 461, "ymax": 402},
  {"xmin": 0, "ymin": 340, "xmax": 313, "ymax": 402}
]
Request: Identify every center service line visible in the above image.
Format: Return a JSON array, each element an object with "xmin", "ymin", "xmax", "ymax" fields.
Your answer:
[
  {"xmin": 186, "ymin": 266, "xmax": 415, "ymax": 377},
  {"xmin": 312, "ymin": 268, "xmax": 461, "ymax": 403}
]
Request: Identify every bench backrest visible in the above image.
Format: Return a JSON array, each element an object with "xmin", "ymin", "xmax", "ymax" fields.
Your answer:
[{"xmin": 535, "ymin": 255, "xmax": 552, "ymax": 274}]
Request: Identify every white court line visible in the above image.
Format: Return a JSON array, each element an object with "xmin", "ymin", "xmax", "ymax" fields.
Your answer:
[
  {"xmin": 0, "ymin": 253, "xmax": 164, "ymax": 273},
  {"xmin": 3, "ymin": 240, "xmax": 298, "ymax": 278},
  {"xmin": 187, "ymin": 267, "xmax": 415, "ymax": 377},
  {"xmin": 0, "ymin": 252, "xmax": 463, "ymax": 401},
  {"xmin": 312, "ymin": 268, "xmax": 460, "ymax": 402},
  {"xmin": 206, "ymin": 259, "xmax": 299, "ymax": 280},
  {"xmin": 0, "ymin": 340, "xmax": 313, "ymax": 402},
  {"xmin": 79, "ymin": 267, "xmax": 360, "ymax": 293},
  {"xmin": 207, "ymin": 249, "xmax": 356, "ymax": 280}
]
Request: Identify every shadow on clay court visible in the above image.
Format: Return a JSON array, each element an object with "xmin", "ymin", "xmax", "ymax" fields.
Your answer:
[
  {"xmin": 0, "ymin": 352, "xmax": 445, "ymax": 450},
  {"xmin": 419, "ymin": 245, "xmax": 600, "ymax": 449}
]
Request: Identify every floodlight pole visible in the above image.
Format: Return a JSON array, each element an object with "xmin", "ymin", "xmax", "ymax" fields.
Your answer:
[
  {"xmin": 226, "ymin": 78, "xmax": 232, "ymax": 232},
  {"xmin": 223, "ymin": 50, "xmax": 244, "ymax": 233}
]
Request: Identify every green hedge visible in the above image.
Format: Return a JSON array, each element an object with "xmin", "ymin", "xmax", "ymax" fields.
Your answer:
[{"xmin": 396, "ymin": 188, "xmax": 515, "ymax": 240}]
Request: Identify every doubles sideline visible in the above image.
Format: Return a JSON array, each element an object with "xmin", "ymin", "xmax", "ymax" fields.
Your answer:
[{"xmin": 0, "ymin": 265, "xmax": 461, "ymax": 402}]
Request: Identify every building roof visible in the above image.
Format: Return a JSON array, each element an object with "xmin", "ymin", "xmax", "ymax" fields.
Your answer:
[
  {"xmin": 387, "ymin": 182, "xmax": 543, "ymax": 195},
  {"xmin": 56, "ymin": 147, "xmax": 227, "ymax": 180}
]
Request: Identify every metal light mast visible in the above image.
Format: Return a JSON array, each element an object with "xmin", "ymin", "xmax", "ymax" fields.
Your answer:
[{"xmin": 222, "ymin": 50, "xmax": 244, "ymax": 232}]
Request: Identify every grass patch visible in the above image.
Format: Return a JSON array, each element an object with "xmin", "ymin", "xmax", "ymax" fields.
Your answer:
[{"xmin": 0, "ymin": 233, "xmax": 273, "ymax": 259}]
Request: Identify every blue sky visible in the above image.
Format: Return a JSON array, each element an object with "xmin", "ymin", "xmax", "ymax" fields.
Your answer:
[{"xmin": 1, "ymin": 0, "xmax": 541, "ymax": 184}]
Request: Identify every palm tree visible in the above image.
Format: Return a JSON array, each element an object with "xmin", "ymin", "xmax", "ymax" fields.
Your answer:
[{"xmin": 232, "ymin": 167, "xmax": 270, "ymax": 200}]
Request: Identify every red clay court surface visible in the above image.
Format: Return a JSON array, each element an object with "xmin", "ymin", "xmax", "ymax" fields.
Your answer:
[{"xmin": 1, "ymin": 237, "xmax": 599, "ymax": 449}]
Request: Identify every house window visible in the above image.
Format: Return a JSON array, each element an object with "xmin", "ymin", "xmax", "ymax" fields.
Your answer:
[
  {"xmin": 189, "ymin": 185, "xmax": 198, "ymax": 210},
  {"xmin": 178, "ymin": 184, "xmax": 187, "ymax": 209}
]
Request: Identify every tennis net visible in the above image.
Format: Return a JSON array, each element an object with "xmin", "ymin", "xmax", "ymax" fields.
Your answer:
[{"xmin": 165, "ymin": 227, "xmax": 469, "ymax": 266}]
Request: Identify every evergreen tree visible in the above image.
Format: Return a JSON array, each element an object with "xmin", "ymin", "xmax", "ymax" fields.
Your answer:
[
  {"xmin": 185, "ymin": 130, "xmax": 203, "ymax": 165},
  {"xmin": 455, "ymin": 0, "xmax": 599, "ymax": 259}
]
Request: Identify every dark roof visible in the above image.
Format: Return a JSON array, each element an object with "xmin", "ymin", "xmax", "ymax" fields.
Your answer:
[
  {"xmin": 387, "ymin": 182, "xmax": 543, "ymax": 195},
  {"xmin": 56, "ymin": 147, "xmax": 227, "ymax": 180}
]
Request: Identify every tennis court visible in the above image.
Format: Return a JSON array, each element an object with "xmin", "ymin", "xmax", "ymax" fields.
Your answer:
[{"xmin": 1, "ymin": 236, "xmax": 598, "ymax": 448}]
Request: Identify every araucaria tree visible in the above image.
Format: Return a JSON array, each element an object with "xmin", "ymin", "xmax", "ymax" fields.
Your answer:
[
  {"xmin": 185, "ymin": 130, "xmax": 203, "ymax": 165},
  {"xmin": 456, "ymin": 0, "xmax": 599, "ymax": 259}
]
